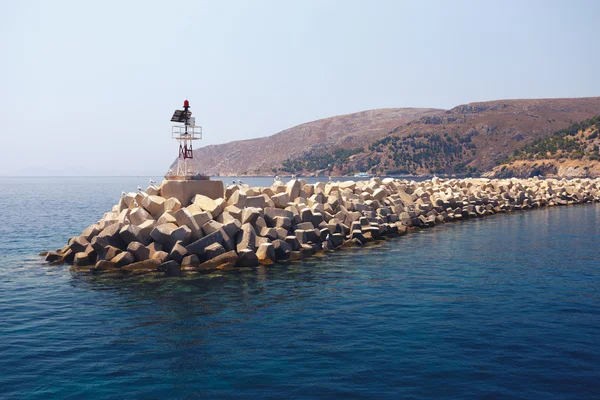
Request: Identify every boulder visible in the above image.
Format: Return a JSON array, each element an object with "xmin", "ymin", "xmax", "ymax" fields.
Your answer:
[
  {"xmin": 120, "ymin": 259, "xmax": 161, "ymax": 273},
  {"xmin": 227, "ymin": 190, "xmax": 247, "ymax": 208},
  {"xmin": 173, "ymin": 208, "xmax": 202, "ymax": 241},
  {"xmin": 103, "ymin": 245, "xmax": 122, "ymax": 261},
  {"xmin": 246, "ymin": 195, "xmax": 265, "ymax": 208},
  {"xmin": 223, "ymin": 205, "xmax": 243, "ymax": 221},
  {"xmin": 162, "ymin": 197, "xmax": 182, "ymax": 214},
  {"xmin": 241, "ymin": 207, "xmax": 261, "ymax": 225},
  {"xmin": 120, "ymin": 224, "xmax": 143, "ymax": 246},
  {"xmin": 284, "ymin": 235, "xmax": 301, "ymax": 251},
  {"xmin": 190, "ymin": 210, "xmax": 213, "ymax": 229},
  {"xmin": 142, "ymin": 195, "xmax": 167, "ymax": 219},
  {"xmin": 272, "ymin": 217, "xmax": 289, "ymax": 231},
  {"xmin": 171, "ymin": 225, "xmax": 192, "ymax": 246},
  {"xmin": 69, "ymin": 236, "xmax": 90, "ymax": 254},
  {"xmin": 300, "ymin": 208, "xmax": 313, "ymax": 223},
  {"xmin": 188, "ymin": 250, "xmax": 238, "ymax": 271},
  {"xmin": 147, "ymin": 242, "xmax": 163, "ymax": 258},
  {"xmin": 272, "ymin": 192, "xmax": 291, "ymax": 209},
  {"xmin": 92, "ymin": 260, "xmax": 118, "ymax": 271},
  {"xmin": 272, "ymin": 239, "xmax": 292, "ymax": 261},
  {"xmin": 45, "ymin": 251, "xmax": 62, "ymax": 263},
  {"xmin": 216, "ymin": 211, "xmax": 237, "ymax": 224},
  {"xmin": 236, "ymin": 223, "xmax": 257, "ymax": 252},
  {"xmin": 222, "ymin": 219, "xmax": 242, "ymax": 239},
  {"xmin": 127, "ymin": 241, "xmax": 150, "ymax": 261},
  {"xmin": 236, "ymin": 249, "xmax": 259, "ymax": 267},
  {"xmin": 81, "ymin": 224, "xmax": 101, "ymax": 241},
  {"xmin": 186, "ymin": 230, "xmax": 224, "ymax": 256},
  {"xmin": 181, "ymin": 254, "xmax": 200, "ymax": 268},
  {"xmin": 275, "ymin": 227, "xmax": 288, "ymax": 240},
  {"xmin": 111, "ymin": 251, "xmax": 135, "ymax": 268},
  {"xmin": 286, "ymin": 179, "xmax": 302, "ymax": 200},
  {"xmin": 168, "ymin": 242, "xmax": 188, "ymax": 264},
  {"xmin": 90, "ymin": 223, "xmax": 126, "ymax": 253},
  {"xmin": 264, "ymin": 207, "xmax": 294, "ymax": 227},
  {"xmin": 160, "ymin": 260, "xmax": 183, "ymax": 277},
  {"xmin": 151, "ymin": 251, "xmax": 169, "ymax": 263},
  {"xmin": 202, "ymin": 242, "xmax": 225, "ymax": 262},
  {"xmin": 256, "ymin": 243, "xmax": 276, "ymax": 265},
  {"xmin": 157, "ymin": 211, "xmax": 178, "ymax": 225},
  {"xmin": 73, "ymin": 251, "xmax": 93, "ymax": 267},
  {"xmin": 372, "ymin": 188, "xmax": 387, "ymax": 201},
  {"xmin": 259, "ymin": 227, "xmax": 279, "ymax": 241},
  {"xmin": 202, "ymin": 220, "xmax": 223, "ymax": 236},
  {"xmin": 150, "ymin": 223, "xmax": 179, "ymax": 250},
  {"xmin": 192, "ymin": 195, "xmax": 225, "ymax": 217},
  {"xmin": 145, "ymin": 185, "xmax": 159, "ymax": 196}
]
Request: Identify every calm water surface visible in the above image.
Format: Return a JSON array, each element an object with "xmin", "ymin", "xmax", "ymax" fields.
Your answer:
[{"xmin": 0, "ymin": 177, "xmax": 599, "ymax": 399}]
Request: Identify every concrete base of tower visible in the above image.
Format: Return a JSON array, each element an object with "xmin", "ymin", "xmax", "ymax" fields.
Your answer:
[{"xmin": 159, "ymin": 179, "xmax": 224, "ymax": 206}]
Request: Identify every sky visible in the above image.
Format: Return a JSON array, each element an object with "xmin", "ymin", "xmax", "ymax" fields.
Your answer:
[{"xmin": 1, "ymin": 0, "xmax": 599, "ymax": 176}]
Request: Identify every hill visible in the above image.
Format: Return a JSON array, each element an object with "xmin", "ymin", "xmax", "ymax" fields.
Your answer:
[
  {"xmin": 172, "ymin": 97, "xmax": 600, "ymax": 177},
  {"xmin": 485, "ymin": 115, "xmax": 600, "ymax": 178},
  {"xmin": 172, "ymin": 108, "xmax": 441, "ymax": 176}
]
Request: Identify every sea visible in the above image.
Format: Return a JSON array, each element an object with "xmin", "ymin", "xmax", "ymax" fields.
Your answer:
[{"xmin": 0, "ymin": 176, "xmax": 599, "ymax": 399}]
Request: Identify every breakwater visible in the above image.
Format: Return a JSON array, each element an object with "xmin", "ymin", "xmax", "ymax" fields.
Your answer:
[{"xmin": 42, "ymin": 177, "xmax": 600, "ymax": 276}]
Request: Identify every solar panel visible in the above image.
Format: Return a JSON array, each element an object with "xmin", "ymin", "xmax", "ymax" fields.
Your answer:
[
  {"xmin": 171, "ymin": 110, "xmax": 185, "ymax": 122},
  {"xmin": 171, "ymin": 110, "xmax": 192, "ymax": 122}
]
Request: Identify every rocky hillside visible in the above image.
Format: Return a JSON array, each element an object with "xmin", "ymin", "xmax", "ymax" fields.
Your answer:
[
  {"xmin": 485, "ymin": 116, "xmax": 600, "ymax": 178},
  {"xmin": 173, "ymin": 97, "xmax": 600, "ymax": 176},
  {"xmin": 174, "ymin": 108, "xmax": 441, "ymax": 176}
]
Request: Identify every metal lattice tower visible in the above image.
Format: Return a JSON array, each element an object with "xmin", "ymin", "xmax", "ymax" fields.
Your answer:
[{"xmin": 169, "ymin": 99, "xmax": 202, "ymax": 178}]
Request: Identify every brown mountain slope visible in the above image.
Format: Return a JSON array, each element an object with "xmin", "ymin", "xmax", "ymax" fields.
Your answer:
[
  {"xmin": 173, "ymin": 97, "xmax": 600, "ymax": 176},
  {"xmin": 331, "ymin": 97, "xmax": 600, "ymax": 176},
  {"xmin": 173, "ymin": 108, "xmax": 442, "ymax": 176},
  {"xmin": 484, "ymin": 115, "xmax": 600, "ymax": 178}
]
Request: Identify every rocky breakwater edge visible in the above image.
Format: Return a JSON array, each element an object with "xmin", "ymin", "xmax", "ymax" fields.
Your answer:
[{"xmin": 41, "ymin": 177, "xmax": 600, "ymax": 277}]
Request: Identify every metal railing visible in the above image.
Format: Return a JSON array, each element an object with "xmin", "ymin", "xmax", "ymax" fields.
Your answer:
[{"xmin": 172, "ymin": 125, "xmax": 202, "ymax": 139}]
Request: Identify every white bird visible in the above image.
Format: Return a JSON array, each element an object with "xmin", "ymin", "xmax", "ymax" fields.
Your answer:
[
  {"xmin": 125, "ymin": 217, "xmax": 130, "ymax": 225},
  {"xmin": 238, "ymin": 179, "xmax": 243, "ymax": 185},
  {"xmin": 291, "ymin": 174, "xmax": 296, "ymax": 180},
  {"xmin": 328, "ymin": 176, "xmax": 333, "ymax": 182},
  {"xmin": 149, "ymin": 179, "xmax": 156, "ymax": 185},
  {"xmin": 133, "ymin": 200, "xmax": 138, "ymax": 207},
  {"xmin": 274, "ymin": 175, "xmax": 281, "ymax": 182},
  {"xmin": 137, "ymin": 186, "xmax": 143, "ymax": 192},
  {"xmin": 121, "ymin": 191, "xmax": 126, "ymax": 197}
]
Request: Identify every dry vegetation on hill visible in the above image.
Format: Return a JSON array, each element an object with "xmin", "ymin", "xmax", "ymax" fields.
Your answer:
[
  {"xmin": 175, "ymin": 97, "xmax": 600, "ymax": 177},
  {"xmin": 486, "ymin": 115, "xmax": 600, "ymax": 178}
]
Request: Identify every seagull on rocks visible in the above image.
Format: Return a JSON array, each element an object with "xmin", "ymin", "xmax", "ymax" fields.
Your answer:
[
  {"xmin": 121, "ymin": 191, "xmax": 126, "ymax": 197},
  {"xmin": 133, "ymin": 200, "xmax": 138, "ymax": 207},
  {"xmin": 291, "ymin": 174, "xmax": 296, "ymax": 180},
  {"xmin": 274, "ymin": 175, "xmax": 281, "ymax": 183}
]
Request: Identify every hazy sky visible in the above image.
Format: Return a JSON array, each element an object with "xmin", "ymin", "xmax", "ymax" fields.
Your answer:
[{"xmin": 1, "ymin": 0, "xmax": 599, "ymax": 176}]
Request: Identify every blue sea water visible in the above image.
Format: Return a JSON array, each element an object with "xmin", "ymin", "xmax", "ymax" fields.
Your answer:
[{"xmin": 0, "ymin": 176, "xmax": 599, "ymax": 399}]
